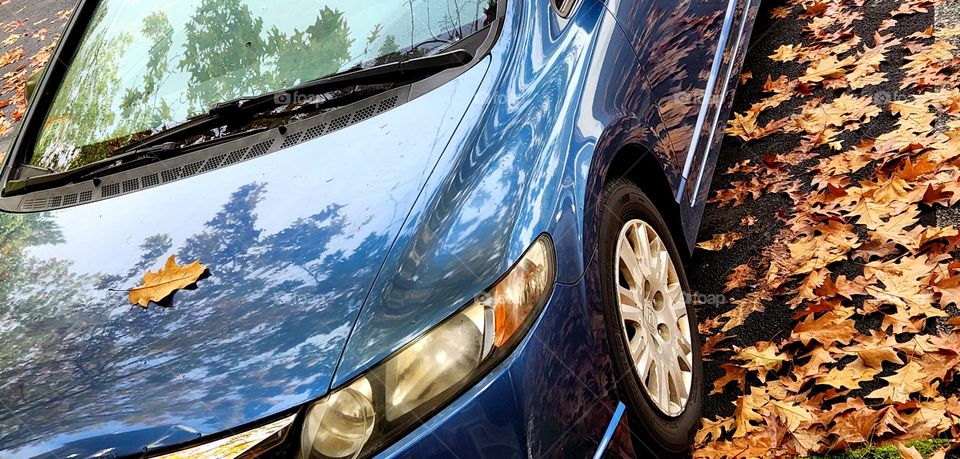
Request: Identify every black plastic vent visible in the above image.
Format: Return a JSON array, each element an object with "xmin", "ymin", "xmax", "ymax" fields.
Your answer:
[
  {"xmin": 246, "ymin": 139, "xmax": 275, "ymax": 158},
  {"xmin": 161, "ymin": 167, "xmax": 181, "ymax": 183},
  {"xmin": 17, "ymin": 88, "xmax": 407, "ymax": 212},
  {"xmin": 182, "ymin": 161, "xmax": 203, "ymax": 177},
  {"xmin": 379, "ymin": 96, "xmax": 399, "ymax": 112},
  {"xmin": 353, "ymin": 105, "xmax": 377, "ymax": 123},
  {"xmin": 329, "ymin": 115, "xmax": 352, "ymax": 132},
  {"xmin": 22, "ymin": 197, "xmax": 47, "ymax": 210},
  {"xmin": 102, "ymin": 183, "xmax": 121, "ymax": 198},
  {"xmin": 302, "ymin": 123, "xmax": 327, "ymax": 142},
  {"xmin": 142, "ymin": 173, "xmax": 160, "ymax": 187},
  {"xmin": 223, "ymin": 147, "xmax": 248, "ymax": 166},
  {"xmin": 122, "ymin": 179, "xmax": 139, "ymax": 193},
  {"xmin": 201, "ymin": 155, "xmax": 225, "ymax": 173},
  {"xmin": 281, "ymin": 132, "xmax": 303, "ymax": 148}
]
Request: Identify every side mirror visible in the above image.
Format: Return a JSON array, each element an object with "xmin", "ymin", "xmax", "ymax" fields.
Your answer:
[{"xmin": 25, "ymin": 72, "xmax": 42, "ymax": 100}]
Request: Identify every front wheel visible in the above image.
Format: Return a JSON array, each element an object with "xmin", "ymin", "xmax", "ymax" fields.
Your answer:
[{"xmin": 597, "ymin": 178, "xmax": 703, "ymax": 455}]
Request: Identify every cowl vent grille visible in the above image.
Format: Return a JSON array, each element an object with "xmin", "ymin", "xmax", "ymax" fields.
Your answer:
[{"xmin": 16, "ymin": 88, "xmax": 407, "ymax": 212}]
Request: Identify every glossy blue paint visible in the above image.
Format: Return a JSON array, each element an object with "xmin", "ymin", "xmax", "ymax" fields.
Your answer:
[
  {"xmin": 335, "ymin": 0, "xmax": 674, "ymax": 385},
  {"xmin": 601, "ymin": 0, "xmax": 761, "ymax": 250},
  {"xmin": 0, "ymin": 0, "xmax": 756, "ymax": 456},
  {"xmin": 0, "ymin": 60, "xmax": 488, "ymax": 457}
]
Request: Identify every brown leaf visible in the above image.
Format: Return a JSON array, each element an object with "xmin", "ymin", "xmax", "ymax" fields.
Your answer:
[
  {"xmin": 792, "ymin": 311, "xmax": 858, "ymax": 347},
  {"xmin": 770, "ymin": 400, "xmax": 814, "ymax": 431},
  {"xmin": 128, "ymin": 256, "xmax": 207, "ymax": 308},
  {"xmin": 897, "ymin": 443, "xmax": 924, "ymax": 459},
  {"xmin": 698, "ymin": 232, "xmax": 744, "ymax": 251},
  {"xmin": 732, "ymin": 387, "xmax": 767, "ymax": 438},
  {"xmin": 712, "ymin": 363, "xmax": 746, "ymax": 395},
  {"xmin": 735, "ymin": 343, "xmax": 787, "ymax": 380},
  {"xmin": 770, "ymin": 44, "xmax": 802, "ymax": 62},
  {"xmin": 855, "ymin": 347, "xmax": 905, "ymax": 369},
  {"xmin": 724, "ymin": 264, "xmax": 756, "ymax": 292},
  {"xmin": 866, "ymin": 360, "xmax": 926, "ymax": 403},
  {"xmin": 695, "ymin": 417, "xmax": 734, "ymax": 447}
]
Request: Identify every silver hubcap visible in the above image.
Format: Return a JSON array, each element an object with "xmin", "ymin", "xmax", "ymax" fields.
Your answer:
[{"xmin": 615, "ymin": 219, "xmax": 693, "ymax": 417}]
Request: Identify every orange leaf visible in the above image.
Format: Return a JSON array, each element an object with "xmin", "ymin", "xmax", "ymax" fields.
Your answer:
[{"xmin": 128, "ymin": 256, "xmax": 207, "ymax": 308}]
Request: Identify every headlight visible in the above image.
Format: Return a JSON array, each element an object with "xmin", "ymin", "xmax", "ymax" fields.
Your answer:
[
  {"xmin": 154, "ymin": 413, "xmax": 297, "ymax": 459},
  {"xmin": 300, "ymin": 235, "xmax": 555, "ymax": 459}
]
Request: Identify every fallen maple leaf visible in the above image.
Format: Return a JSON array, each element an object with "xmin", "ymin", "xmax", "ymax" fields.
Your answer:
[
  {"xmin": 128, "ymin": 256, "xmax": 207, "ymax": 308},
  {"xmin": 697, "ymin": 232, "xmax": 743, "ymax": 251},
  {"xmin": 736, "ymin": 343, "xmax": 787, "ymax": 380},
  {"xmin": 770, "ymin": 44, "xmax": 802, "ymax": 62},
  {"xmin": 732, "ymin": 387, "xmax": 767, "ymax": 438}
]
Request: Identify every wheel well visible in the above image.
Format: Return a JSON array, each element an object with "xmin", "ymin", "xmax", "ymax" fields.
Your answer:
[{"xmin": 605, "ymin": 145, "xmax": 691, "ymax": 257}]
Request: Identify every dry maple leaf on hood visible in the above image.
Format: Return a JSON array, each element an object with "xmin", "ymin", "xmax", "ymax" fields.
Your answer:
[{"xmin": 128, "ymin": 256, "xmax": 208, "ymax": 308}]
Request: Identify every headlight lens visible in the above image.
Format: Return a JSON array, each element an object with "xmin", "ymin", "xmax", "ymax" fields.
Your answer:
[
  {"xmin": 300, "ymin": 235, "xmax": 555, "ymax": 459},
  {"xmin": 154, "ymin": 413, "xmax": 297, "ymax": 459}
]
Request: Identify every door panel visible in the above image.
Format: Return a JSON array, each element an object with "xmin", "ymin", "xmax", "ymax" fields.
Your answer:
[
  {"xmin": 602, "ymin": 0, "xmax": 759, "ymax": 249},
  {"xmin": 602, "ymin": 0, "xmax": 730, "ymax": 177}
]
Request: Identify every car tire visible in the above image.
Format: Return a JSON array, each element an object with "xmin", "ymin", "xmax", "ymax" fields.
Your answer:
[{"xmin": 597, "ymin": 178, "xmax": 703, "ymax": 455}]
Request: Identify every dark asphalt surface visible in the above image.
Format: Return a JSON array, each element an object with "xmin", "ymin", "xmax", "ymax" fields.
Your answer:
[
  {"xmin": 0, "ymin": 0, "xmax": 74, "ymax": 153},
  {"xmin": 689, "ymin": 1, "xmax": 937, "ymax": 422}
]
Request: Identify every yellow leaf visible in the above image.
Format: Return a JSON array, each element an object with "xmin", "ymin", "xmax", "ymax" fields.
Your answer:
[
  {"xmin": 769, "ymin": 400, "xmax": 813, "ymax": 431},
  {"xmin": 732, "ymin": 387, "xmax": 767, "ymax": 438},
  {"xmin": 867, "ymin": 360, "xmax": 926, "ymax": 403},
  {"xmin": 695, "ymin": 417, "xmax": 734, "ymax": 447},
  {"xmin": 799, "ymin": 54, "xmax": 856, "ymax": 83},
  {"xmin": 817, "ymin": 360, "xmax": 879, "ymax": 390},
  {"xmin": 128, "ymin": 256, "xmax": 208, "ymax": 308},
  {"xmin": 855, "ymin": 347, "xmax": 905, "ymax": 369},
  {"xmin": 735, "ymin": 344, "xmax": 787, "ymax": 379},
  {"xmin": 897, "ymin": 443, "xmax": 924, "ymax": 459},
  {"xmin": 770, "ymin": 44, "xmax": 801, "ymax": 62},
  {"xmin": 697, "ymin": 232, "xmax": 744, "ymax": 251}
]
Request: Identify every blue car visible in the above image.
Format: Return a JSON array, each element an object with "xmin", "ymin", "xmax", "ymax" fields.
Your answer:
[{"xmin": 0, "ymin": 0, "xmax": 757, "ymax": 457}]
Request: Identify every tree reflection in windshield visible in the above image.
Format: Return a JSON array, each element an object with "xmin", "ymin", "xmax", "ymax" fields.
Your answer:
[{"xmin": 30, "ymin": 0, "xmax": 496, "ymax": 172}]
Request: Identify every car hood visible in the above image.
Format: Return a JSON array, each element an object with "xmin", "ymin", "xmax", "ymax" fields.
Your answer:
[{"xmin": 0, "ymin": 60, "xmax": 489, "ymax": 458}]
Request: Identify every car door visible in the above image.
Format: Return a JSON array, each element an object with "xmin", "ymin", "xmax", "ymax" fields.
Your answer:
[{"xmin": 600, "ymin": 0, "xmax": 759, "ymax": 248}]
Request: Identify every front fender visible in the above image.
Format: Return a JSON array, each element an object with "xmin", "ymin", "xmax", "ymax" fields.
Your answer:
[{"xmin": 333, "ymin": 0, "xmax": 673, "ymax": 385}]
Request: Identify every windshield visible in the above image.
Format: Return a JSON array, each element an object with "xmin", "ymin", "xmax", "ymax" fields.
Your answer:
[{"xmin": 29, "ymin": 0, "xmax": 495, "ymax": 173}]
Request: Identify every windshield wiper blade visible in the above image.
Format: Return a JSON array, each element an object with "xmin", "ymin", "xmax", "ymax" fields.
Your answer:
[
  {"xmin": 117, "ymin": 49, "xmax": 473, "ymax": 155},
  {"xmin": 5, "ymin": 127, "xmax": 269, "ymax": 194},
  {"xmin": 4, "ymin": 142, "xmax": 181, "ymax": 194},
  {"xmin": 213, "ymin": 49, "xmax": 474, "ymax": 113}
]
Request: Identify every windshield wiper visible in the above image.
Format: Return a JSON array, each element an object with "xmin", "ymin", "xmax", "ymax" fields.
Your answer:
[
  {"xmin": 116, "ymin": 49, "xmax": 473, "ymax": 155},
  {"xmin": 5, "ymin": 128, "xmax": 267, "ymax": 194}
]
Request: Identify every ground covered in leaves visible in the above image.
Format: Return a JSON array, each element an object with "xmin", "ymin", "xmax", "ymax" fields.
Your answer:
[
  {"xmin": 0, "ymin": 0, "xmax": 72, "ymax": 156},
  {"xmin": 690, "ymin": 0, "xmax": 960, "ymax": 457}
]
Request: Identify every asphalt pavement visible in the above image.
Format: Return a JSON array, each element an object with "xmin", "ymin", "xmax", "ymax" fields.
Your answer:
[
  {"xmin": 689, "ymin": 0, "xmax": 960, "ymax": 422},
  {"xmin": 0, "ymin": 0, "xmax": 74, "ymax": 154}
]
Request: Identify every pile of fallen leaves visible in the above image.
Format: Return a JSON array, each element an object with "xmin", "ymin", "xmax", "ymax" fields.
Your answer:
[
  {"xmin": 0, "ymin": 3, "xmax": 70, "ymax": 157},
  {"xmin": 694, "ymin": 0, "xmax": 960, "ymax": 457}
]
